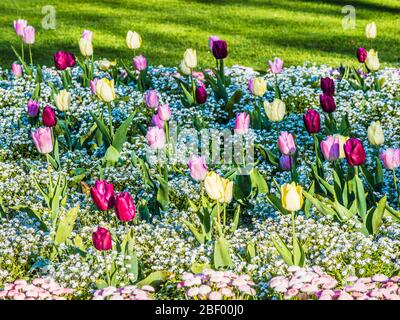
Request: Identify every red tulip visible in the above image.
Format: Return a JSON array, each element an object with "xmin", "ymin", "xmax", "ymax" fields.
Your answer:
[
  {"xmin": 303, "ymin": 109, "xmax": 321, "ymax": 134},
  {"xmin": 114, "ymin": 192, "xmax": 136, "ymax": 222},
  {"xmin": 92, "ymin": 226, "xmax": 112, "ymax": 251},
  {"xmin": 344, "ymin": 138, "xmax": 366, "ymax": 166},
  {"xmin": 42, "ymin": 106, "xmax": 57, "ymax": 127},
  {"xmin": 90, "ymin": 180, "xmax": 115, "ymax": 211}
]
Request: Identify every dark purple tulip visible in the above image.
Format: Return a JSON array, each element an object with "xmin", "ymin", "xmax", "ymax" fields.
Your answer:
[
  {"xmin": 344, "ymin": 138, "xmax": 366, "ymax": 166},
  {"xmin": 303, "ymin": 109, "xmax": 321, "ymax": 134},
  {"xmin": 319, "ymin": 94, "xmax": 336, "ymax": 113},
  {"xmin": 114, "ymin": 192, "xmax": 136, "ymax": 222},
  {"xmin": 90, "ymin": 180, "xmax": 115, "ymax": 211},
  {"xmin": 42, "ymin": 106, "xmax": 57, "ymax": 127},
  {"xmin": 27, "ymin": 99, "xmax": 39, "ymax": 117},
  {"xmin": 212, "ymin": 40, "xmax": 228, "ymax": 60},
  {"xmin": 356, "ymin": 48, "xmax": 368, "ymax": 63},
  {"xmin": 92, "ymin": 226, "xmax": 112, "ymax": 251},
  {"xmin": 195, "ymin": 86, "xmax": 207, "ymax": 104},
  {"xmin": 320, "ymin": 77, "xmax": 334, "ymax": 96}
]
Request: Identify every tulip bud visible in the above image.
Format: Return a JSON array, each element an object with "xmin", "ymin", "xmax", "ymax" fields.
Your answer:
[
  {"xmin": 183, "ymin": 49, "xmax": 197, "ymax": 69},
  {"xmin": 319, "ymin": 94, "xmax": 336, "ymax": 113},
  {"xmin": 278, "ymin": 131, "xmax": 296, "ymax": 156},
  {"xmin": 234, "ymin": 112, "xmax": 250, "ymax": 135},
  {"xmin": 42, "ymin": 106, "xmax": 57, "ymax": 127},
  {"xmin": 320, "ymin": 77, "xmax": 334, "ymax": 96},
  {"xmin": 158, "ymin": 104, "xmax": 171, "ymax": 121},
  {"xmin": 144, "ymin": 90, "xmax": 159, "ymax": 108},
  {"xmin": 90, "ymin": 180, "xmax": 115, "ymax": 211},
  {"xmin": 11, "ymin": 63, "xmax": 22, "ymax": 78},
  {"xmin": 195, "ymin": 86, "xmax": 207, "ymax": 104},
  {"xmin": 54, "ymin": 90, "xmax": 71, "ymax": 111},
  {"xmin": 82, "ymin": 29, "xmax": 93, "ymax": 41},
  {"xmin": 248, "ymin": 77, "xmax": 266, "ymax": 96},
  {"xmin": 79, "ymin": 38, "xmax": 93, "ymax": 57},
  {"xmin": 344, "ymin": 138, "xmax": 366, "ymax": 166},
  {"xmin": 303, "ymin": 109, "xmax": 321, "ymax": 134},
  {"xmin": 367, "ymin": 121, "xmax": 384, "ymax": 146},
  {"xmin": 380, "ymin": 148, "xmax": 400, "ymax": 170},
  {"xmin": 22, "ymin": 26, "xmax": 35, "ymax": 45},
  {"xmin": 27, "ymin": 99, "xmax": 39, "ymax": 117},
  {"xmin": 356, "ymin": 48, "xmax": 368, "ymax": 63},
  {"xmin": 365, "ymin": 22, "xmax": 377, "ymax": 39},
  {"xmin": 92, "ymin": 226, "xmax": 112, "ymax": 251},
  {"xmin": 126, "ymin": 31, "xmax": 142, "ymax": 49},
  {"xmin": 212, "ymin": 40, "xmax": 228, "ymax": 60},
  {"xmin": 133, "ymin": 55, "xmax": 147, "ymax": 71},
  {"xmin": 365, "ymin": 49, "xmax": 380, "ymax": 71},
  {"xmin": 31, "ymin": 127, "xmax": 53, "ymax": 154},
  {"xmin": 269, "ymin": 57, "xmax": 283, "ymax": 74},
  {"xmin": 90, "ymin": 78, "xmax": 98, "ymax": 94},
  {"xmin": 95, "ymin": 78, "xmax": 115, "ymax": 102},
  {"xmin": 146, "ymin": 126, "xmax": 166, "ymax": 150},
  {"xmin": 187, "ymin": 155, "xmax": 208, "ymax": 181},
  {"xmin": 13, "ymin": 19, "xmax": 27, "ymax": 37},
  {"xmin": 279, "ymin": 155, "xmax": 293, "ymax": 171},
  {"xmin": 320, "ymin": 136, "xmax": 340, "ymax": 161},
  {"xmin": 264, "ymin": 99, "xmax": 286, "ymax": 122},
  {"xmin": 114, "ymin": 192, "xmax": 136, "ymax": 222},
  {"xmin": 180, "ymin": 59, "xmax": 191, "ymax": 75},
  {"xmin": 151, "ymin": 114, "xmax": 165, "ymax": 129},
  {"xmin": 281, "ymin": 182, "xmax": 303, "ymax": 212}
]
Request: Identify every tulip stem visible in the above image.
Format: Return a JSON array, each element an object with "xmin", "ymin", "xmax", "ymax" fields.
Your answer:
[
  {"xmin": 165, "ymin": 121, "xmax": 170, "ymax": 159},
  {"xmin": 29, "ymin": 45, "xmax": 33, "ymax": 66},
  {"xmin": 223, "ymin": 204, "xmax": 227, "ymax": 227},
  {"xmin": 107, "ymin": 102, "xmax": 114, "ymax": 137},
  {"xmin": 46, "ymin": 154, "xmax": 53, "ymax": 192},
  {"xmin": 393, "ymin": 169, "xmax": 399, "ymax": 207},
  {"xmin": 291, "ymin": 210, "xmax": 296, "ymax": 253},
  {"xmin": 21, "ymin": 41, "xmax": 24, "ymax": 62},
  {"xmin": 217, "ymin": 201, "xmax": 221, "ymax": 225}
]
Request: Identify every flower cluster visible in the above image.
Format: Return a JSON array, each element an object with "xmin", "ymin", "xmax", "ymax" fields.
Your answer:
[{"xmin": 92, "ymin": 285, "xmax": 154, "ymax": 300}]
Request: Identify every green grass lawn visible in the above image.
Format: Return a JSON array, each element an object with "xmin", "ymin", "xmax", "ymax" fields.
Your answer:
[{"xmin": 0, "ymin": 0, "xmax": 399, "ymax": 71}]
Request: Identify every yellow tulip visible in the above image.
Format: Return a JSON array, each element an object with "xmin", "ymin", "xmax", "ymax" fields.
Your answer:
[
  {"xmin": 281, "ymin": 182, "xmax": 303, "ymax": 212},
  {"xmin": 95, "ymin": 78, "xmax": 115, "ymax": 102},
  {"xmin": 180, "ymin": 59, "xmax": 191, "ymax": 75},
  {"xmin": 251, "ymin": 77, "xmax": 267, "ymax": 96},
  {"xmin": 79, "ymin": 38, "xmax": 93, "ymax": 57},
  {"xmin": 54, "ymin": 90, "xmax": 71, "ymax": 111},
  {"xmin": 98, "ymin": 59, "xmax": 117, "ymax": 71},
  {"xmin": 221, "ymin": 178, "xmax": 233, "ymax": 204},
  {"xmin": 183, "ymin": 49, "xmax": 197, "ymax": 69},
  {"xmin": 126, "ymin": 31, "xmax": 142, "ymax": 50},
  {"xmin": 365, "ymin": 22, "xmax": 377, "ymax": 39},
  {"xmin": 332, "ymin": 134, "xmax": 349, "ymax": 159},
  {"xmin": 367, "ymin": 121, "xmax": 384, "ymax": 146},
  {"xmin": 204, "ymin": 172, "xmax": 233, "ymax": 204},
  {"xmin": 365, "ymin": 49, "xmax": 380, "ymax": 71},
  {"xmin": 264, "ymin": 99, "xmax": 286, "ymax": 122}
]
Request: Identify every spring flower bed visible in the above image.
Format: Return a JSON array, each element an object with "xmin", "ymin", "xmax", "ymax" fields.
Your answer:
[{"xmin": 1, "ymin": 20, "xmax": 400, "ymax": 300}]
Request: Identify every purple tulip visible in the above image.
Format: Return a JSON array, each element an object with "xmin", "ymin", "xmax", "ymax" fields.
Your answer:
[
  {"xmin": 212, "ymin": 40, "xmax": 228, "ymax": 60},
  {"xmin": 27, "ymin": 99, "xmax": 39, "ymax": 117},
  {"xmin": 278, "ymin": 131, "xmax": 296, "ymax": 156},
  {"xmin": 146, "ymin": 126, "xmax": 166, "ymax": 150},
  {"xmin": 234, "ymin": 112, "xmax": 250, "ymax": 135},
  {"xmin": 269, "ymin": 57, "xmax": 283, "ymax": 74},
  {"xmin": 320, "ymin": 136, "xmax": 340, "ymax": 161},
  {"xmin": 344, "ymin": 138, "xmax": 366, "ymax": 166},
  {"xmin": 380, "ymin": 148, "xmax": 400, "ymax": 170},
  {"xmin": 209, "ymin": 35, "xmax": 220, "ymax": 50},
  {"xmin": 187, "ymin": 155, "xmax": 208, "ymax": 181},
  {"xmin": 158, "ymin": 104, "xmax": 171, "ymax": 121},
  {"xmin": 320, "ymin": 77, "xmax": 334, "ymax": 96},
  {"xmin": 114, "ymin": 192, "xmax": 136, "ymax": 222},
  {"xmin": 90, "ymin": 180, "xmax": 115, "ymax": 211},
  {"xmin": 144, "ymin": 90, "xmax": 159, "ymax": 108},
  {"xmin": 13, "ymin": 19, "xmax": 27, "ymax": 37},
  {"xmin": 279, "ymin": 155, "xmax": 293, "ymax": 171},
  {"xmin": 195, "ymin": 86, "xmax": 207, "ymax": 104},
  {"xmin": 11, "ymin": 63, "xmax": 22, "ymax": 78},
  {"xmin": 151, "ymin": 114, "xmax": 165, "ymax": 129},
  {"xmin": 303, "ymin": 109, "xmax": 321, "ymax": 134},
  {"xmin": 319, "ymin": 94, "xmax": 336, "ymax": 113},
  {"xmin": 92, "ymin": 226, "xmax": 112, "ymax": 251},
  {"xmin": 356, "ymin": 48, "xmax": 368, "ymax": 63},
  {"xmin": 133, "ymin": 55, "xmax": 147, "ymax": 71},
  {"xmin": 22, "ymin": 26, "xmax": 35, "ymax": 45},
  {"xmin": 31, "ymin": 127, "xmax": 53, "ymax": 154},
  {"xmin": 42, "ymin": 106, "xmax": 57, "ymax": 127}
]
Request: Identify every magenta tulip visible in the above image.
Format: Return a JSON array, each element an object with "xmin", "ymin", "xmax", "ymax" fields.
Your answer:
[
  {"xmin": 187, "ymin": 155, "xmax": 208, "ymax": 181},
  {"xmin": 320, "ymin": 77, "xmax": 334, "ymax": 96},
  {"xmin": 144, "ymin": 90, "xmax": 159, "ymax": 108},
  {"xmin": 92, "ymin": 226, "xmax": 112, "ymax": 251},
  {"xmin": 234, "ymin": 112, "xmax": 250, "ymax": 135},
  {"xmin": 195, "ymin": 86, "xmax": 207, "ymax": 104},
  {"xmin": 269, "ymin": 57, "xmax": 283, "ymax": 74},
  {"xmin": 146, "ymin": 126, "xmax": 166, "ymax": 150},
  {"xmin": 344, "ymin": 138, "xmax": 366, "ymax": 166},
  {"xmin": 42, "ymin": 106, "xmax": 57, "ymax": 127},
  {"xmin": 158, "ymin": 104, "xmax": 171, "ymax": 121},
  {"xmin": 303, "ymin": 109, "xmax": 321, "ymax": 134},
  {"xmin": 320, "ymin": 136, "xmax": 340, "ymax": 161},
  {"xmin": 380, "ymin": 148, "xmax": 400, "ymax": 170},
  {"xmin": 319, "ymin": 94, "xmax": 336, "ymax": 113},
  {"xmin": 278, "ymin": 131, "xmax": 296, "ymax": 156},
  {"xmin": 32, "ymin": 127, "xmax": 53, "ymax": 154},
  {"xmin": 133, "ymin": 55, "xmax": 147, "ymax": 71},
  {"xmin": 54, "ymin": 51, "xmax": 75, "ymax": 70},
  {"xmin": 90, "ymin": 180, "xmax": 115, "ymax": 211},
  {"xmin": 356, "ymin": 48, "xmax": 368, "ymax": 63},
  {"xmin": 13, "ymin": 19, "xmax": 27, "ymax": 37},
  {"xmin": 114, "ymin": 192, "xmax": 136, "ymax": 222},
  {"xmin": 151, "ymin": 114, "xmax": 165, "ymax": 129},
  {"xmin": 27, "ymin": 99, "xmax": 39, "ymax": 117}
]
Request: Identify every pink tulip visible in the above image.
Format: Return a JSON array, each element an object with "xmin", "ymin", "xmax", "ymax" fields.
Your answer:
[
  {"xmin": 144, "ymin": 90, "xmax": 159, "ymax": 108},
  {"xmin": 151, "ymin": 114, "xmax": 165, "ymax": 129},
  {"xmin": 320, "ymin": 136, "xmax": 340, "ymax": 161},
  {"xmin": 13, "ymin": 19, "xmax": 27, "ymax": 37},
  {"xmin": 146, "ymin": 126, "xmax": 166, "ymax": 149},
  {"xmin": 22, "ymin": 26, "xmax": 35, "ymax": 45},
  {"xmin": 90, "ymin": 78, "xmax": 98, "ymax": 94},
  {"xmin": 269, "ymin": 57, "xmax": 283, "ymax": 74},
  {"xmin": 158, "ymin": 104, "xmax": 171, "ymax": 121},
  {"xmin": 380, "ymin": 148, "xmax": 400, "ymax": 170},
  {"xmin": 81, "ymin": 29, "xmax": 93, "ymax": 41},
  {"xmin": 11, "ymin": 63, "xmax": 23, "ymax": 77},
  {"xmin": 133, "ymin": 55, "xmax": 147, "ymax": 71},
  {"xmin": 31, "ymin": 127, "xmax": 53, "ymax": 154},
  {"xmin": 278, "ymin": 131, "xmax": 296, "ymax": 155},
  {"xmin": 209, "ymin": 35, "xmax": 220, "ymax": 50},
  {"xmin": 234, "ymin": 112, "xmax": 250, "ymax": 135},
  {"xmin": 187, "ymin": 155, "xmax": 208, "ymax": 181}
]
